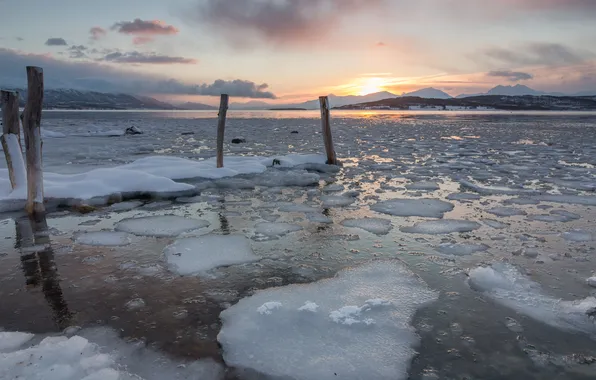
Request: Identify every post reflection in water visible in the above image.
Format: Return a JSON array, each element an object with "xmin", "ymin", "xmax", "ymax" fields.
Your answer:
[
  {"xmin": 15, "ymin": 213, "xmax": 73, "ymax": 329},
  {"xmin": 218, "ymin": 199, "xmax": 230, "ymax": 235}
]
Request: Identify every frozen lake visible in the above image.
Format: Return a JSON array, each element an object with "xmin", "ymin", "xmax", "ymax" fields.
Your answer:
[{"xmin": 1, "ymin": 110, "xmax": 596, "ymax": 379}]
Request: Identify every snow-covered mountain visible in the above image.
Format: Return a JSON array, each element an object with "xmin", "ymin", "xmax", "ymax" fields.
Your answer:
[
  {"xmin": 458, "ymin": 84, "xmax": 548, "ymax": 98},
  {"xmin": 402, "ymin": 87, "xmax": 452, "ymax": 99}
]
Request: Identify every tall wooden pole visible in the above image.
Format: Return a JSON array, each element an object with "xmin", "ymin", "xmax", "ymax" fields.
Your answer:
[
  {"xmin": 319, "ymin": 96, "xmax": 338, "ymax": 165},
  {"xmin": 216, "ymin": 94, "xmax": 229, "ymax": 168},
  {"xmin": 22, "ymin": 66, "xmax": 45, "ymax": 215},
  {"xmin": 1, "ymin": 90, "xmax": 27, "ymax": 190}
]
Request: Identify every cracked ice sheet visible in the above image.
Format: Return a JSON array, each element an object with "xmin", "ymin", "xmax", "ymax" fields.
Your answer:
[{"xmin": 218, "ymin": 260, "xmax": 438, "ymax": 380}]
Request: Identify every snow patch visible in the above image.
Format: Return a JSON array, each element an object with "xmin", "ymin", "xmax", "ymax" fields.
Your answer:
[
  {"xmin": 74, "ymin": 231, "xmax": 132, "ymax": 247},
  {"xmin": 437, "ymin": 243, "xmax": 489, "ymax": 256},
  {"xmin": 341, "ymin": 218, "xmax": 393, "ymax": 235},
  {"xmin": 401, "ymin": 220, "xmax": 481, "ymax": 234},
  {"xmin": 255, "ymin": 222, "xmax": 302, "ymax": 237}
]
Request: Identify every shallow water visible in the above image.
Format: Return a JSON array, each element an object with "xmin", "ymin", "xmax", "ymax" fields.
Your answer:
[{"xmin": 1, "ymin": 110, "xmax": 596, "ymax": 379}]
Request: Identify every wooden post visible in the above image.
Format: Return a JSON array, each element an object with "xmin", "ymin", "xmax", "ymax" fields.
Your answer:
[
  {"xmin": 22, "ymin": 66, "xmax": 45, "ymax": 215},
  {"xmin": 1, "ymin": 90, "xmax": 27, "ymax": 190},
  {"xmin": 216, "ymin": 94, "xmax": 229, "ymax": 168},
  {"xmin": 319, "ymin": 96, "xmax": 338, "ymax": 165}
]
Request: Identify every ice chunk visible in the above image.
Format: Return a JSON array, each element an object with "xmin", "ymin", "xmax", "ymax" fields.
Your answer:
[
  {"xmin": 436, "ymin": 243, "xmax": 489, "ymax": 256},
  {"xmin": 298, "ymin": 301, "xmax": 319, "ymax": 312},
  {"xmin": 115, "ymin": 216, "xmax": 209, "ymax": 237},
  {"xmin": 371, "ymin": 198, "xmax": 454, "ymax": 218},
  {"xmin": 562, "ymin": 230, "xmax": 595, "ymax": 242},
  {"xmin": 108, "ymin": 200, "xmax": 144, "ymax": 212},
  {"xmin": 164, "ymin": 235, "xmax": 259, "ymax": 275},
  {"xmin": 487, "ymin": 207, "xmax": 527, "ymax": 217},
  {"xmin": 41, "ymin": 128, "xmax": 67, "ymax": 138},
  {"xmin": 322, "ymin": 184, "xmax": 344, "ymax": 192},
  {"xmin": 306, "ymin": 213, "xmax": 333, "ymax": 224},
  {"xmin": 468, "ymin": 264, "xmax": 596, "ymax": 336},
  {"xmin": 218, "ymin": 260, "xmax": 438, "ymax": 380},
  {"xmin": 0, "ymin": 327, "xmax": 223, "ymax": 380},
  {"xmin": 74, "ymin": 231, "xmax": 132, "ymax": 247},
  {"xmin": 320, "ymin": 195, "xmax": 356, "ymax": 208},
  {"xmin": 0, "ymin": 332, "xmax": 34, "ymax": 351},
  {"xmin": 257, "ymin": 302, "xmax": 283, "ymax": 315},
  {"xmin": 482, "ymin": 219, "xmax": 508, "ymax": 229},
  {"xmin": 278, "ymin": 203, "xmax": 321, "ymax": 213},
  {"xmin": 587, "ymin": 277, "xmax": 596, "ymax": 288},
  {"xmin": 255, "ymin": 222, "xmax": 302, "ymax": 237},
  {"xmin": 446, "ymin": 193, "xmax": 481, "ymax": 201},
  {"xmin": 401, "ymin": 220, "xmax": 481, "ymax": 234},
  {"xmin": 125, "ymin": 298, "xmax": 146, "ymax": 310},
  {"xmin": 341, "ymin": 218, "xmax": 393, "ymax": 235},
  {"xmin": 406, "ymin": 181, "xmax": 439, "ymax": 191},
  {"xmin": 527, "ymin": 210, "xmax": 580, "ymax": 222},
  {"xmin": 459, "ymin": 179, "xmax": 541, "ymax": 195},
  {"xmin": 536, "ymin": 195, "xmax": 596, "ymax": 206}
]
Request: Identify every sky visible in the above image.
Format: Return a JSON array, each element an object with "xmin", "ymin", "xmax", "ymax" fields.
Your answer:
[{"xmin": 1, "ymin": 0, "xmax": 595, "ymax": 105}]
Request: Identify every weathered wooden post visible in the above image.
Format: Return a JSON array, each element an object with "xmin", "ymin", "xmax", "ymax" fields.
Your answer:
[
  {"xmin": 22, "ymin": 66, "xmax": 45, "ymax": 215},
  {"xmin": 1, "ymin": 90, "xmax": 27, "ymax": 190},
  {"xmin": 216, "ymin": 94, "xmax": 229, "ymax": 168},
  {"xmin": 319, "ymin": 96, "xmax": 338, "ymax": 165}
]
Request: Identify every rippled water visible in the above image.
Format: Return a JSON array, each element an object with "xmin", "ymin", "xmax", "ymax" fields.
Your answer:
[{"xmin": 1, "ymin": 110, "xmax": 596, "ymax": 379}]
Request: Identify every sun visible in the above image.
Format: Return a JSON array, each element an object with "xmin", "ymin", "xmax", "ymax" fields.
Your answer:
[{"xmin": 358, "ymin": 77, "xmax": 385, "ymax": 95}]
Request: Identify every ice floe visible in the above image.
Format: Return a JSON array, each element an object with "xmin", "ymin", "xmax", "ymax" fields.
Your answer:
[
  {"xmin": 0, "ymin": 327, "xmax": 222, "ymax": 380},
  {"xmin": 562, "ymin": 230, "xmax": 595, "ymax": 242},
  {"xmin": 401, "ymin": 220, "xmax": 481, "ymax": 235},
  {"xmin": 115, "ymin": 216, "xmax": 210, "ymax": 237},
  {"xmin": 218, "ymin": 260, "xmax": 438, "ymax": 380},
  {"xmin": 341, "ymin": 218, "xmax": 393, "ymax": 235},
  {"xmin": 254, "ymin": 222, "xmax": 302, "ymax": 237},
  {"xmin": 468, "ymin": 264, "xmax": 596, "ymax": 336},
  {"xmin": 487, "ymin": 207, "xmax": 527, "ymax": 217},
  {"xmin": 320, "ymin": 195, "xmax": 356, "ymax": 208},
  {"xmin": 371, "ymin": 198, "xmax": 454, "ymax": 218},
  {"xmin": 436, "ymin": 243, "xmax": 489, "ymax": 256},
  {"xmin": 164, "ymin": 235, "xmax": 259, "ymax": 275},
  {"xmin": 74, "ymin": 231, "xmax": 132, "ymax": 247}
]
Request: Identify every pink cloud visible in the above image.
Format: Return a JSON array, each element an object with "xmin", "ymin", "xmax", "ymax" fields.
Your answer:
[
  {"xmin": 89, "ymin": 27, "xmax": 107, "ymax": 41},
  {"xmin": 112, "ymin": 19, "xmax": 179, "ymax": 35},
  {"xmin": 133, "ymin": 36, "xmax": 154, "ymax": 45}
]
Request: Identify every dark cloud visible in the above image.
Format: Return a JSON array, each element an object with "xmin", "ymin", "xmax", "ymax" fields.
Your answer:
[
  {"xmin": 0, "ymin": 48, "xmax": 276, "ymax": 98},
  {"xmin": 484, "ymin": 43, "xmax": 591, "ymax": 66},
  {"xmin": 45, "ymin": 38, "xmax": 67, "ymax": 46},
  {"xmin": 15, "ymin": 37, "xmax": 24, "ymax": 41},
  {"xmin": 509, "ymin": 0, "xmax": 596, "ymax": 13},
  {"xmin": 68, "ymin": 45, "xmax": 88, "ymax": 59},
  {"xmin": 101, "ymin": 51, "xmax": 197, "ymax": 64},
  {"xmin": 487, "ymin": 70, "xmax": 534, "ymax": 81},
  {"xmin": 111, "ymin": 19, "xmax": 179, "ymax": 35},
  {"xmin": 189, "ymin": 0, "xmax": 385, "ymax": 46},
  {"xmin": 89, "ymin": 27, "xmax": 107, "ymax": 41}
]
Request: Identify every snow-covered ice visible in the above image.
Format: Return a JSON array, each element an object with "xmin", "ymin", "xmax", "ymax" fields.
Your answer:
[
  {"xmin": 436, "ymin": 243, "xmax": 489, "ymax": 256},
  {"xmin": 0, "ymin": 327, "xmax": 222, "ymax": 380},
  {"xmin": 468, "ymin": 264, "xmax": 596, "ymax": 336},
  {"xmin": 164, "ymin": 235, "xmax": 259, "ymax": 275},
  {"xmin": 278, "ymin": 203, "xmax": 321, "ymax": 213},
  {"xmin": 115, "ymin": 216, "xmax": 210, "ymax": 237},
  {"xmin": 371, "ymin": 198, "xmax": 454, "ymax": 218},
  {"xmin": 446, "ymin": 193, "xmax": 481, "ymax": 201},
  {"xmin": 320, "ymin": 195, "xmax": 356, "ymax": 208},
  {"xmin": 74, "ymin": 231, "xmax": 132, "ymax": 247},
  {"xmin": 401, "ymin": 220, "xmax": 481, "ymax": 234},
  {"xmin": 487, "ymin": 207, "xmax": 527, "ymax": 217},
  {"xmin": 482, "ymin": 219, "xmax": 508, "ymax": 229},
  {"xmin": 341, "ymin": 218, "xmax": 393, "ymax": 235},
  {"xmin": 562, "ymin": 230, "xmax": 595, "ymax": 242},
  {"xmin": 257, "ymin": 302, "xmax": 283, "ymax": 315},
  {"xmin": 406, "ymin": 181, "xmax": 439, "ymax": 191},
  {"xmin": 255, "ymin": 222, "xmax": 302, "ymax": 237},
  {"xmin": 0, "ymin": 332, "xmax": 34, "ymax": 352},
  {"xmin": 218, "ymin": 260, "xmax": 438, "ymax": 380}
]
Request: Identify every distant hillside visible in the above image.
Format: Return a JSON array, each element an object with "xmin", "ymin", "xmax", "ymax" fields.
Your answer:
[
  {"xmin": 403, "ymin": 87, "xmax": 452, "ymax": 99},
  {"xmin": 456, "ymin": 84, "xmax": 596, "ymax": 98},
  {"xmin": 336, "ymin": 95, "xmax": 596, "ymax": 111},
  {"xmin": 178, "ymin": 102, "xmax": 217, "ymax": 110},
  {"xmin": 1, "ymin": 88, "xmax": 178, "ymax": 110}
]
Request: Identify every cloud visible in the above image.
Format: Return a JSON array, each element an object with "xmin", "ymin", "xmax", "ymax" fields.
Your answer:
[
  {"xmin": 188, "ymin": 0, "xmax": 385, "ymax": 46},
  {"xmin": 68, "ymin": 45, "xmax": 88, "ymax": 59},
  {"xmin": 89, "ymin": 27, "xmax": 107, "ymax": 41},
  {"xmin": 376, "ymin": 42, "xmax": 386, "ymax": 47},
  {"xmin": 133, "ymin": 36, "xmax": 154, "ymax": 45},
  {"xmin": 0, "ymin": 48, "xmax": 276, "ymax": 98},
  {"xmin": 101, "ymin": 51, "xmax": 197, "ymax": 64},
  {"xmin": 15, "ymin": 37, "xmax": 24, "ymax": 42},
  {"xmin": 45, "ymin": 38, "xmax": 67, "ymax": 46},
  {"xmin": 111, "ymin": 19, "xmax": 179, "ymax": 35},
  {"xmin": 487, "ymin": 70, "xmax": 533, "ymax": 82},
  {"xmin": 483, "ymin": 43, "xmax": 592, "ymax": 66},
  {"xmin": 507, "ymin": 0, "xmax": 596, "ymax": 13}
]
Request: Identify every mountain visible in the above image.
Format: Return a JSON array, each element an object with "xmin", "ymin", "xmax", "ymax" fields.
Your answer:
[
  {"xmin": 3, "ymin": 88, "xmax": 178, "ymax": 110},
  {"xmin": 336, "ymin": 95, "xmax": 596, "ymax": 111},
  {"xmin": 403, "ymin": 87, "xmax": 452, "ymax": 99},
  {"xmin": 458, "ymin": 84, "xmax": 547, "ymax": 98},
  {"xmin": 230, "ymin": 91, "xmax": 398, "ymax": 110},
  {"xmin": 229, "ymin": 100, "xmax": 273, "ymax": 110},
  {"xmin": 178, "ymin": 102, "xmax": 217, "ymax": 110}
]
